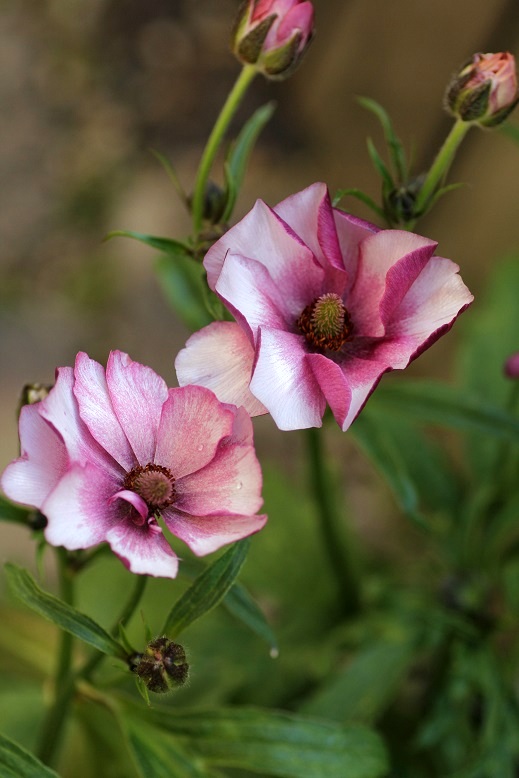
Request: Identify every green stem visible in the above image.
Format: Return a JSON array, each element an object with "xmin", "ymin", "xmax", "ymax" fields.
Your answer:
[
  {"xmin": 412, "ymin": 119, "xmax": 471, "ymax": 223},
  {"xmin": 191, "ymin": 64, "xmax": 257, "ymax": 235},
  {"xmin": 37, "ymin": 548, "xmax": 76, "ymax": 768},
  {"xmin": 306, "ymin": 428, "xmax": 361, "ymax": 615}
]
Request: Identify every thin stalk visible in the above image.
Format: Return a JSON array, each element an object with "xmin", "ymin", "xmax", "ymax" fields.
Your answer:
[
  {"xmin": 306, "ymin": 427, "xmax": 361, "ymax": 615},
  {"xmin": 191, "ymin": 64, "xmax": 257, "ymax": 235},
  {"xmin": 411, "ymin": 119, "xmax": 471, "ymax": 225},
  {"xmin": 37, "ymin": 548, "xmax": 76, "ymax": 768}
]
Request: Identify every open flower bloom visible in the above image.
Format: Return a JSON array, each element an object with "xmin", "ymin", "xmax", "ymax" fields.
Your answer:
[
  {"xmin": 1, "ymin": 352, "xmax": 266, "ymax": 578},
  {"xmin": 176, "ymin": 183, "xmax": 473, "ymax": 431}
]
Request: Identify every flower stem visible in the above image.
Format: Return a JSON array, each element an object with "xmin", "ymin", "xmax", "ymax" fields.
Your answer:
[
  {"xmin": 191, "ymin": 64, "xmax": 257, "ymax": 235},
  {"xmin": 411, "ymin": 119, "xmax": 471, "ymax": 223},
  {"xmin": 306, "ymin": 427, "xmax": 361, "ymax": 615},
  {"xmin": 37, "ymin": 548, "xmax": 76, "ymax": 768}
]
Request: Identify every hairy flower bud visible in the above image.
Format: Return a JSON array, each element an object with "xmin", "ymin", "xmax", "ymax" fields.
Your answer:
[
  {"xmin": 231, "ymin": 0, "xmax": 314, "ymax": 80},
  {"xmin": 446, "ymin": 52, "xmax": 519, "ymax": 126},
  {"xmin": 131, "ymin": 636, "xmax": 189, "ymax": 694}
]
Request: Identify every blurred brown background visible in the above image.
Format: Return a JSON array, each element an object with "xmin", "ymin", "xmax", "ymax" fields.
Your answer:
[{"xmin": 2, "ymin": 0, "xmax": 519, "ymax": 561}]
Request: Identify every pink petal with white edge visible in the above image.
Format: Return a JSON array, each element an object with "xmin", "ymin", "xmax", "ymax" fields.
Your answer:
[
  {"xmin": 155, "ymin": 385, "xmax": 235, "ymax": 480},
  {"xmin": 105, "ymin": 520, "xmax": 179, "ymax": 578},
  {"xmin": 163, "ymin": 509, "xmax": 267, "ymax": 557},
  {"xmin": 42, "ymin": 462, "xmax": 120, "ymax": 549},
  {"xmin": 250, "ymin": 328, "xmax": 326, "ymax": 430},
  {"xmin": 307, "ymin": 352, "xmax": 385, "ymax": 432},
  {"xmin": 274, "ymin": 182, "xmax": 345, "ymax": 272},
  {"xmin": 348, "ymin": 230, "xmax": 437, "ymax": 338},
  {"xmin": 106, "ymin": 351, "xmax": 168, "ymax": 465},
  {"xmin": 333, "ymin": 209, "xmax": 378, "ymax": 295},
  {"xmin": 175, "ymin": 439, "xmax": 263, "ymax": 517},
  {"xmin": 1, "ymin": 405, "xmax": 67, "ymax": 509},
  {"xmin": 204, "ymin": 198, "xmax": 319, "ymax": 294},
  {"xmin": 175, "ymin": 322, "xmax": 267, "ymax": 418},
  {"xmin": 40, "ymin": 367, "xmax": 119, "ymax": 476},
  {"xmin": 73, "ymin": 352, "xmax": 135, "ymax": 471}
]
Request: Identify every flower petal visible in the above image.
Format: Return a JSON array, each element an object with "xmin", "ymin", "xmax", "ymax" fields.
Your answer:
[
  {"xmin": 333, "ymin": 209, "xmax": 378, "ymax": 293},
  {"xmin": 1, "ymin": 405, "xmax": 67, "ymax": 509},
  {"xmin": 109, "ymin": 490, "xmax": 148, "ymax": 522},
  {"xmin": 73, "ymin": 352, "xmax": 135, "ymax": 471},
  {"xmin": 155, "ymin": 385, "xmax": 235, "ymax": 480},
  {"xmin": 174, "ymin": 436, "xmax": 263, "ymax": 516},
  {"xmin": 163, "ymin": 509, "xmax": 267, "ymax": 556},
  {"xmin": 106, "ymin": 351, "xmax": 168, "ymax": 465},
  {"xmin": 175, "ymin": 321, "xmax": 267, "ymax": 417},
  {"xmin": 250, "ymin": 328, "xmax": 326, "ymax": 429},
  {"xmin": 105, "ymin": 521, "xmax": 179, "ymax": 578}
]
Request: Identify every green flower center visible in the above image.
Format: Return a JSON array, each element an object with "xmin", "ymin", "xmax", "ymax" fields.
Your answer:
[{"xmin": 297, "ymin": 293, "xmax": 353, "ymax": 351}]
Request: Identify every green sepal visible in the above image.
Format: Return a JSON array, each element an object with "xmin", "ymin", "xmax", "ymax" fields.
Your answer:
[
  {"xmin": 0, "ymin": 732, "xmax": 60, "ymax": 778},
  {"xmin": 161, "ymin": 539, "xmax": 251, "ymax": 637},
  {"xmin": 236, "ymin": 15, "xmax": 276, "ymax": 64},
  {"xmin": 5, "ymin": 563, "xmax": 129, "ymax": 660},
  {"xmin": 222, "ymin": 101, "xmax": 276, "ymax": 223}
]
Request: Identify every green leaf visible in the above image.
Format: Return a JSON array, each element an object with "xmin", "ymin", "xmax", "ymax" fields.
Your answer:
[
  {"xmin": 500, "ymin": 121, "xmax": 519, "ymax": 146},
  {"xmin": 0, "ymin": 732, "xmax": 60, "ymax": 778},
  {"xmin": 371, "ymin": 380, "xmax": 519, "ymax": 441},
  {"xmin": 149, "ymin": 148, "xmax": 189, "ymax": 207},
  {"xmin": 162, "ymin": 539, "xmax": 251, "ymax": 637},
  {"xmin": 358, "ymin": 96, "xmax": 407, "ymax": 182},
  {"xmin": 121, "ymin": 715, "xmax": 221, "ymax": 778},
  {"xmin": 425, "ymin": 181, "xmax": 466, "ymax": 212},
  {"xmin": 5, "ymin": 563, "xmax": 128, "ymax": 659},
  {"xmin": 351, "ymin": 411, "xmax": 428, "ymax": 529},
  {"xmin": 222, "ymin": 101, "xmax": 276, "ymax": 223},
  {"xmin": 124, "ymin": 703, "xmax": 388, "ymax": 778},
  {"xmin": 154, "ymin": 253, "xmax": 214, "ymax": 330},
  {"xmin": 332, "ymin": 189, "xmax": 385, "ymax": 221},
  {"xmin": 366, "ymin": 138, "xmax": 394, "ymax": 191},
  {"xmin": 105, "ymin": 230, "xmax": 191, "ymax": 256},
  {"xmin": 0, "ymin": 495, "xmax": 31, "ymax": 526}
]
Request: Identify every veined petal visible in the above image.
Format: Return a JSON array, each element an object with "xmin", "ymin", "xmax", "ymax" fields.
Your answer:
[
  {"xmin": 250, "ymin": 328, "xmax": 326, "ymax": 429},
  {"xmin": 105, "ymin": 521, "xmax": 178, "ymax": 578},
  {"xmin": 106, "ymin": 351, "xmax": 168, "ymax": 465},
  {"xmin": 175, "ymin": 439, "xmax": 263, "ymax": 517},
  {"xmin": 1, "ymin": 405, "xmax": 67, "ymax": 509},
  {"xmin": 333, "ymin": 209, "xmax": 378, "ymax": 294},
  {"xmin": 73, "ymin": 352, "xmax": 135, "ymax": 471},
  {"xmin": 163, "ymin": 509, "xmax": 267, "ymax": 556},
  {"xmin": 175, "ymin": 321, "xmax": 267, "ymax": 417},
  {"xmin": 155, "ymin": 386, "xmax": 235, "ymax": 479}
]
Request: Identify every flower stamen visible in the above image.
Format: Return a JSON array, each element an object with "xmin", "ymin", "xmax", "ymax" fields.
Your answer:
[
  {"xmin": 123, "ymin": 464, "xmax": 176, "ymax": 512},
  {"xmin": 297, "ymin": 293, "xmax": 353, "ymax": 351}
]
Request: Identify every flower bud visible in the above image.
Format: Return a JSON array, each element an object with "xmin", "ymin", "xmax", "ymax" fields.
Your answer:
[
  {"xmin": 231, "ymin": 0, "xmax": 314, "ymax": 80},
  {"xmin": 504, "ymin": 352, "xmax": 519, "ymax": 379},
  {"xmin": 131, "ymin": 636, "xmax": 189, "ymax": 694},
  {"xmin": 445, "ymin": 52, "xmax": 519, "ymax": 126}
]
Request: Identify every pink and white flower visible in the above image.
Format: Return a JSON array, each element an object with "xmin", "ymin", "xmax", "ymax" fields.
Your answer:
[
  {"xmin": 1, "ymin": 351, "xmax": 266, "ymax": 578},
  {"xmin": 176, "ymin": 183, "xmax": 473, "ymax": 432}
]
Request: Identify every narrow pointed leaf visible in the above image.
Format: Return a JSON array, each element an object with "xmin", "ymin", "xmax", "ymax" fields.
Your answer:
[
  {"xmin": 425, "ymin": 181, "xmax": 466, "ymax": 211},
  {"xmin": 372, "ymin": 381, "xmax": 519, "ymax": 441},
  {"xmin": 0, "ymin": 495, "xmax": 31, "ymax": 526},
  {"xmin": 358, "ymin": 96, "xmax": 407, "ymax": 181},
  {"xmin": 5, "ymin": 564, "xmax": 128, "ymax": 659},
  {"xmin": 0, "ymin": 732, "xmax": 60, "ymax": 778},
  {"xmin": 105, "ymin": 230, "xmax": 192, "ymax": 256},
  {"xmin": 149, "ymin": 148, "xmax": 189, "ymax": 206},
  {"xmin": 162, "ymin": 539, "xmax": 251, "ymax": 636},
  {"xmin": 121, "ymin": 701, "xmax": 388, "ymax": 778},
  {"xmin": 366, "ymin": 138, "xmax": 394, "ymax": 190},
  {"xmin": 333, "ymin": 189, "xmax": 386, "ymax": 220},
  {"xmin": 154, "ymin": 253, "xmax": 214, "ymax": 330}
]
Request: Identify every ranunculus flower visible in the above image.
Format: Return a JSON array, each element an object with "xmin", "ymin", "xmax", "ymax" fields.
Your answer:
[
  {"xmin": 1, "ymin": 351, "xmax": 266, "ymax": 578},
  {"xmin": 176, "ymin": 183, "xmax": 473, "ymax": 432},
  {"xmin": 446, "ymin": 52, "xmax": 518, "ymax": 126},
  {"xmin": 232, "ymin": 0, "xmax": 314, "ymax": 80}
]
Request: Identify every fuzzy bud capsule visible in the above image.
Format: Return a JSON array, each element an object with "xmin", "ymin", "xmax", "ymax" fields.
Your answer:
[
  {"xmin": 131, "ymin": 636, "xmax": 189, "ymax": 694},
  {"xmin": 231, "ymin": 0, "xmax": 314, "ymax": 80},
  {"xmin": 445, "ymin": 52, "xmax": 519, "ymax": 126}
]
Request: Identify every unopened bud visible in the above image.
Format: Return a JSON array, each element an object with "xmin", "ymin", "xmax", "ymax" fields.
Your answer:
[
  {"xmin": 446, "ymin": 52, "xmax": 519, "ymax": 126},
  {"xmin": 131, "ymin": 636, "xmax": 189, "ymax": 693},
  {"xmin": 232, "ymin": 0, "xmax": 314, "ymax": 80}
]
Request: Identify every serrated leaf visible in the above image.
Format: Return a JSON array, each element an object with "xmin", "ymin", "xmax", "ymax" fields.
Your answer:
[
  {"xmin": 105, "ymin": 230, "xmax": 191, "ymax": 256},
  {"xmin": 371, "ymin": 380, "xmax": 519, "ymax": 441},
  {"xmin": 122, "ymin": 703, "xmax": 388, "ymax": 778},
  {"xmin": 5, "ymin": 563, "xmax": 128, "ymax": 659},
  {"xmin": 0, "ymin": 495, "xmax": 31, "ymax": 526},
  {"xmin": 358, "ymin": 96, "xmax": 407, "ymax": 182},
  {"xmin": 154, "ymin": 253, "xmax": 214, "ymax": 330},
  {"xmin": 162, "ymin": 539, "xmax": 251, "ymax": 637},
  {"xmin": 222, "ymin": 101, "xmax": 276, "ymax": 223},
  {"xmin": 332, "ymin": 189, "xmax": 385, "ymax": 221},
  {"xmin": 0, "ymin": 732, "xmax": 60, "ymax": 778}
]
